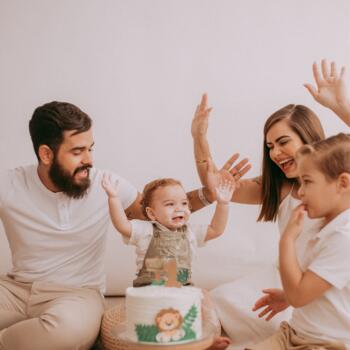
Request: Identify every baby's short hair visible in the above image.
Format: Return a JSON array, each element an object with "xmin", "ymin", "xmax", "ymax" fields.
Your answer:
[
  {"xmin": 297, "ymin": 133, "xmax": 350, "ymax": 181},
  {"xmin": 141, "ymin": 178, "xmax": 184, "ymax": 219}
]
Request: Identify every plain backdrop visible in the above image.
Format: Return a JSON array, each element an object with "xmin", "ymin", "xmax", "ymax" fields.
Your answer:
[{"xmin": 0, "ymin": 0, "xmax": 349, "ymax": 294}]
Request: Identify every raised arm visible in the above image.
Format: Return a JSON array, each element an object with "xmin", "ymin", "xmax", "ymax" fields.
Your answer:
[
  {"xmin": 304, "ymin": 59, "xmax": 350, "ymax": 127},
  {"xmin": 191, "ymin": 93, "xmax": 261, "ymax": 205},
  {"xmin": 205, "ymin": 180, "xmax": 235, "ymax": 241},
  {"xmin": 102, "ymin": 174, "xmax": 132, "ymax": 237},
  {"xmin": 279, "ymin": 205, "xmax": 331, "ymax": 308},
  {"xmin": 191, "ymin": 93, "xmax": 214, "ymax": 185}
]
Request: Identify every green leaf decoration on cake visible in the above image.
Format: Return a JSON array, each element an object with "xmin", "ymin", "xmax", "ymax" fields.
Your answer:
[
  {"xmin": 181, "ymin": 327, "xmax": 196, "ymax": 341},
  {"xmin": 135, "ymin": 324, "xmax": 158, "ymax": 342},
  {"xmin": 182, "ymin": 304, "xmax": 198, "ymax": 330},
  {"xmin": 151, "ymin": 279, "xmax": 165, "ymax": 286},
  {"xmin": 178, "ymin": 304, "xmax": 198, "ymax": 341},
  {"xmin": 177, "ymin": 269, "xmax": 189, "ymax": 284}
]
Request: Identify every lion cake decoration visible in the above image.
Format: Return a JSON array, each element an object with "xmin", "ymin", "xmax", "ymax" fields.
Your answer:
[
  {"xmin": 123, "ymin": 257, "xmax": 203, "ymax": 344},
  {"xmin": 124, "ymin": 286, "xmax": 203, "ymax": 344},
  {"xmin": 154, "ymin": 307, "xmax": 186, "ymax": 342}
]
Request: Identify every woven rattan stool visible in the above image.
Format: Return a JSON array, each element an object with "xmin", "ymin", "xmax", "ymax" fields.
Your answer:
[
  {"xmin": 100, "ymin": 299, "xmax": 214, "ymax": 350},
  {"xmin": 101, "ymin": 300, "xmax": 131, "ymax": 350}
]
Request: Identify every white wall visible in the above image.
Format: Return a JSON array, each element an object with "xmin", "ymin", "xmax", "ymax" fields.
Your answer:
[{"xmin": 0, "ymin": 0, "xmax": 349, "ymax": 294}]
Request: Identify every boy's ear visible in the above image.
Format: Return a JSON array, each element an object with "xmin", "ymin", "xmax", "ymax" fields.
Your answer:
[
  {"xmin": 337, "ymin": 173, "xmax": 350, "ymax": 191},
  {"xmin": 145, "ymin": 207, "xmax": 156, "ymax": 221},
  {"xmin": 38, "ymin": 145, "xmax": 54, "ymax": 165}
]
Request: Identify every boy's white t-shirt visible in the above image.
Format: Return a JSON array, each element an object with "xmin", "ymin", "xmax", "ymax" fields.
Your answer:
[
  {"xmin": 123, "ymin": 220, "xmax": 208, "ymax": 273},
  {"xmin": 290, "ymin": 208, "xmax": 350, "ymax": 348},
  {"xmin": 0, "ymin": 165, "xmax": 137, "ymax": 293}
]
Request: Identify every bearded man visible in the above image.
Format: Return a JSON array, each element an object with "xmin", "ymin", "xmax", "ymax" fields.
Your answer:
[
  {"xmin": 0, "ymin": 101, "xmax": 145, "ymax": 350},
  {"xmin": 0, "ymin": 100, "xmax": 239, "ymax": 350}
]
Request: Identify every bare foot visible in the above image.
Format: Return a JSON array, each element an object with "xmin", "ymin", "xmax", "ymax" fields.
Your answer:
[{"xmin": 208, "ymin": 336, "xmax": 231, "ymax": 350}]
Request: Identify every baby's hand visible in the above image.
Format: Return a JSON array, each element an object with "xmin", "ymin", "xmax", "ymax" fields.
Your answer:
[
  {"xmin": 101, "ymin": 173, "xmax": 119, "ymax": 198},
  {"xmin": 215, "ymin": 180, "xmax": 235, "ymax": 204}
]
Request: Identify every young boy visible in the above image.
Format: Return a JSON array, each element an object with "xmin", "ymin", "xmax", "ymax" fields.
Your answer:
[{"xmin": 249, "ymin": 133, "xmax": 350, "ymax": 350}]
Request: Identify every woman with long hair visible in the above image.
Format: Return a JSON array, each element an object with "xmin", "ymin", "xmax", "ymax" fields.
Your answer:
[{"xmin": 191, "ymin": 60, "xmax": 350, "ymax": 347}]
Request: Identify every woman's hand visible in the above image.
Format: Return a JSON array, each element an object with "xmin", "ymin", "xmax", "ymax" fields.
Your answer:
[
  {"xmin": 191, "ymin": 93, "xmax": 212, "ymax": 139},
  {"xmin": 205, "ymin": 155, "xmax": 251, "ymax": 201},
  {"xmin": 218, "ymin": 153, "xmax": 252, "ymax": 188},
  {"xmin": 252, "ymin": 288, "xmax": 289, "ymax": 321},
  {"xmin": 304, "ymin": 59, "xmax": 350, "ymax": 126}
]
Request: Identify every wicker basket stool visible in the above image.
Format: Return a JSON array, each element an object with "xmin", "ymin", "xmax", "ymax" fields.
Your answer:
[
  {"xmin": 101, "ymin": 300, "xmax": 131, "ymax": 350},
  {"xmin": 100, "ymin": 299, "xmax": 217, "ymax": 350}
]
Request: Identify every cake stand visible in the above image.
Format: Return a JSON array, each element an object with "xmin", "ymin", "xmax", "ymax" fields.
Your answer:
[
  {"xmin": 101, "ymin": 298, "xmax": 216, "ymax": 350},
  {"xmin": 111, "ymin": 324, "xmax": 214, "ymax": 350}
]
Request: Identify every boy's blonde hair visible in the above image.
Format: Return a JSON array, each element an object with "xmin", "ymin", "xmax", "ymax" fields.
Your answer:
[
  {"xmin": 297, "ymin": 133, "xmax": 350, "ymax": 181},
  {"xmin": 141, "ymin": 178, "xmax": 185, "ymax": 219}
]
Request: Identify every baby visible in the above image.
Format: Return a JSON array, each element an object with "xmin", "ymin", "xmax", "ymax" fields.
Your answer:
[{"xmin": 102, "ymin": 175, "xmax": 234, "ymax": 349}]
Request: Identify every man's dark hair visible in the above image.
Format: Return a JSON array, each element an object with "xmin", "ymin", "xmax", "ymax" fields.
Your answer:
[{"xmin": 29, "ymin": 101, "xmax": 92, "ymax": 161}]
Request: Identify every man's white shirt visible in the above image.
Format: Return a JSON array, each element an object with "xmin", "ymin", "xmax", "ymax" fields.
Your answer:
[{"xmin": 0, "ymin": 165, "xmax": 137, "ymax": 293}]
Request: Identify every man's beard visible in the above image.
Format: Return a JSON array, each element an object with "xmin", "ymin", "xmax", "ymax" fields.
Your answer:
[{"xmin": 49, "ymin": 158, "xmax": 92, "ymax": 199}]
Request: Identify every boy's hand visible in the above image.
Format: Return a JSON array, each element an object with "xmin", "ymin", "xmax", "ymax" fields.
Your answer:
[
  {"xmin": 215, "ymin": 180, "xmax": 235, "ymax": 204},
  {"xmin": 282, "ymin": 204, "xmax": 306, "ymax": 241},
  {"xmin": 252, "ymin": 288, "xmax": 289, "ymax": 321},
  {"xmin": 101, "ymin": 173, "xmax": 119, "ymax": 198}
]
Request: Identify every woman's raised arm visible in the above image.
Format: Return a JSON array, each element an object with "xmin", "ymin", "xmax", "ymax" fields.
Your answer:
[
  {"xmin": 191, "ymin": 94, "xmax": 261, "ymax": 204},
  {"xmin": 304, "ymin": 59, "xmax": 350, "ymax": 127}
]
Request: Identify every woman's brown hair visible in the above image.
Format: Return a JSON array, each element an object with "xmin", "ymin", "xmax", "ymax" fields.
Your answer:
[{"xmin": 258, "ymin": 104, "xmax": 325, "ymax": 222}]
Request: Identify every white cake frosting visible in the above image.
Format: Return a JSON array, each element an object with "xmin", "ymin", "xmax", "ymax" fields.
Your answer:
[{"xmin": 125, "ymin": 285, "xmax": 203, "ymax": 344}]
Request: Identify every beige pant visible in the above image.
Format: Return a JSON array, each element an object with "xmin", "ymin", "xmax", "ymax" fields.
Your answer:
[
  {"xmin": 0, "ymin": 276, "xmax": 105, "ymax": 350},
  {"xmin": 246, "ymin": 321, "xmax": 347, "ymax": 350}
]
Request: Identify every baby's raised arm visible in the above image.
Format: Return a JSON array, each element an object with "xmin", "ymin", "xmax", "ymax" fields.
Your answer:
[
  {"xmin": 102, "ymin": 173, "xmax": 132, "ymax": 237},
  {"xmin": 204, "ymin": 180, "xmax": 235, "ymax": 241}
]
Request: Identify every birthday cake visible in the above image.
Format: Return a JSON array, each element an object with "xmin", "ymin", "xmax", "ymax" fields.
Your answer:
[{"xmin": 125, "ymin": 285, "xmax": 203, "ymax": 344}]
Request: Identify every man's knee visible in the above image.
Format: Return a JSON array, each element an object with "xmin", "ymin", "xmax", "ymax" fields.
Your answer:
[
  {"xmin": 0, "ymin": 315, "xmax": 101, "ymax": 350},
  {"xmin": 0, "ymin": 310, "xmax": 27, "ymax": 330},
  {"xmin": 0, "ymin": 280, "xmax": 27, "ymax": 330},
  {"xmin": 39, "ymin": 306, "xmax": 103, "ymax": 348}
]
